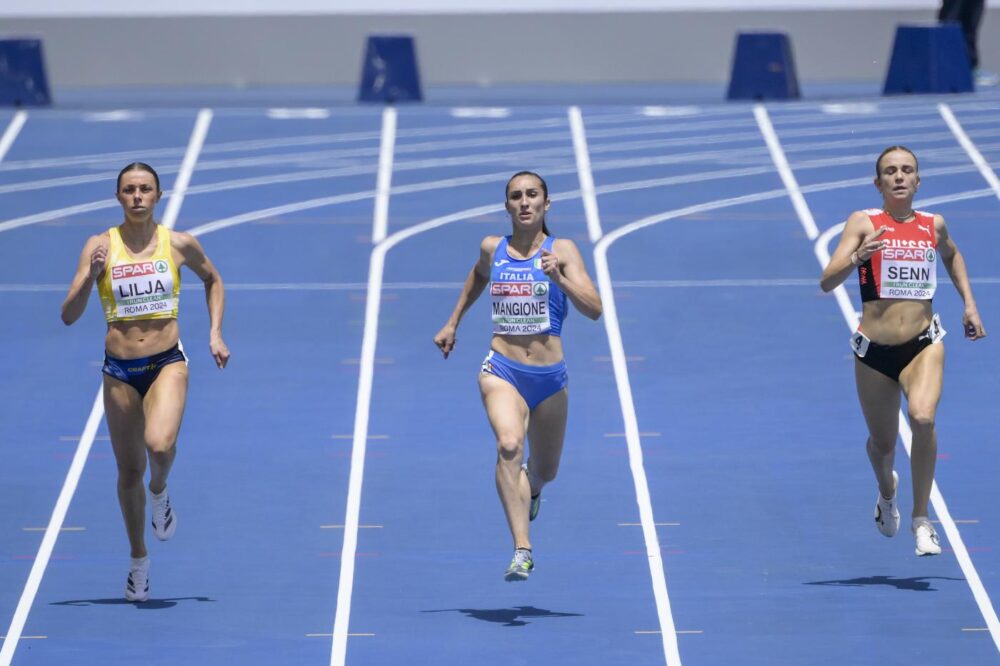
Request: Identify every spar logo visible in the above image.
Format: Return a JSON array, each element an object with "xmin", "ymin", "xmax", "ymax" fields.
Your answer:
[
  {"xmin": 491, "ymin": 282, "xmax": 535, "ymax": 297},
  {"xmin": 533, "ymin": 282, "xmax": 548, "ymax": 296},
  {"xmin": 111, "ymin": 262, "xmax": 157, "ymax": 280},
  {"xmin": 155, "ymin": 260, "xmax": 169, "ymax": 273}
]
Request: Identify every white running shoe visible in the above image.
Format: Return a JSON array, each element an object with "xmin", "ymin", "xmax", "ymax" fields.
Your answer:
[
  {"xmin": 912, "ymin": 518, "xmax": 942, "ymax": 556},
  {"xmin": 151, "ymin": 488, "xmax": 176, "ymax": 541},
  {"xmin": 874, "ymin": 471, "xmax": 900, "ymax": 538},
  {"xmin": 125, "ymin": 557, "xmax": 149, "ymax": 602},
  {"xmin": 504, "ymin": 548, "xmax": 534, "ymax": 582}
]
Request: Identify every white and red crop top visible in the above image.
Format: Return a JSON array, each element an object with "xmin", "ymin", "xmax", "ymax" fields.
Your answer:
[{"xmin": 857, "ymin": 209, "xmax": 938, "ymax": 302}]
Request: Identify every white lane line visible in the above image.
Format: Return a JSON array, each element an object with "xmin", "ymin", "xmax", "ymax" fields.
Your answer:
[
  {"xmin": 0, "ymin": 111, "xmax": 212, "ymax": 666},
  {"xmin": 328, "ymin": 202, "xmax": 503, "ymax": 666},
  {"xmin": 569, "ymin": 106, "xmax": 603, "ymax": 243},
  {"xmin": 372, "ymin": 108, "xmax": 397, "ymax": 245},
  {"xmin": 0, "ymin": 112, "xmax": 28, "ymax": 163},
  {"xmin": 267, "ymin": 108, "xmax": 331, "ymax": 120},
  {"xmin": 0, "ymin": 392, "xmax": 102, "ymax": 666},
  {"xmin": 641, "ymin": 106, "xmax": 701, "ymax": 118},
  {"xmin": 756, "ymin": 104, "xmax": 1000, "ymax": 656},
  {"xmin": 4, "ymin": 127, "xmax": 996, "ymax": 233},
  {"xmin": 83, "ymin": 111, "xmax": 143, "ymax": 122},
  {"xmin": 754, "ymin": 105, "xmax": 819, "ymax": 240},
  {"xmin": 450, "ymin": 107, "xmax": 511, "ymax": 119},
  {"xmin": 595, "ymin": 232, "xmax": 682, "ymax": 666},
  {"xmin": 939, "ymin": 103, "xmax": 1000, "ymax": 200},
  {"xmin": 161, "ymin": 109, "xmax": 213, "ymax": 229}
]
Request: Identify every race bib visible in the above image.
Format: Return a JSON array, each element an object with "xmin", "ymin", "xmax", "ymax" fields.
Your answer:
[
  {"xmin": 110, "ymin": 260, "xmax": 175, "ymax": 318},
  {"xmin": 491, "ymin": 280, "xmax": 551, "ymax": 335},
  {"xmin": 850, "ymin": 329, "xmax": 871, "ymax": 358},
  {"xmin": 878, "ymin": 242, "xmax": 936, "ymax": 300}
]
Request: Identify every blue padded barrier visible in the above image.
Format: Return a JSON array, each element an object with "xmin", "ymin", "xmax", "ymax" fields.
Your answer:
[
  {"xmin": 0, "ymin": 38, "xmax": 52, "ymax": 106},
  {"xmin": 883, "ymin": 23, "xmax": 973, "ymax": 95},
  {"xmin": 726, "ymin": 32, "xmax": 800, "ymax": 101},
  {"xmin": 358, "ymin": 35, "xmax": 423, "ymax": 103}
]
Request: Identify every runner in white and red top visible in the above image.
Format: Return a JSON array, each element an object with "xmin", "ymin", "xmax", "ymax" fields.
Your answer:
[{"xmin": 821, "ymin": 146, "xmax": 986, "ymax": 557}]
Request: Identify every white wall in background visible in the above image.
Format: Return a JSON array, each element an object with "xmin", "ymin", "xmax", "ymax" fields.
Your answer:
[{"xmin": 6, "ymin": 0, "xmax": 991, "ymax": 18}]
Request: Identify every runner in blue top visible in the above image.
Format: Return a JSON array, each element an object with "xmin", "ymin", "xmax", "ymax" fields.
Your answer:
[{"xmin": 434, "ymin": 171, "xmax": 602, "ymax": 581}]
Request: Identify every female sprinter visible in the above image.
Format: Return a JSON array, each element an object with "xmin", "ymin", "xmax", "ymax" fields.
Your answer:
[
  {"xmin": 61, "ymin": 163, "xmax": 229, "ymax": 600},
  {"xmin": 820, "ymin": 146, "xmax": 985, "ymax": 556},
  {"xmin": 434, "ymin": 171, "xmax": 602, "ymax": 581}
]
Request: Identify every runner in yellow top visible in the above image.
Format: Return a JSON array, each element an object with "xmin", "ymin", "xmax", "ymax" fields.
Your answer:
[{"xmin": 61, "ymin": 162, "xmax": 230, "ymax": 601}]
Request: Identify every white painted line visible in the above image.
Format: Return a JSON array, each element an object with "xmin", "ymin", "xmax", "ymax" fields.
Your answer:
[
  {"xmin": 569, "ymin": 106, "xmax": 603, "ymax": 243},
  {"xmin": 0, "ymin": 111, "xmax": 211, "ymax": 666},
  {"xmin": 619, "ymin": 522, "xmax": 681, "ymax": 527},
  {"xmin": 820, "ymin": 103, "xmax": 879, "ymax": 115},
  {"xmin": 0, "ymin": 200, "xmax": 119, "ymax": 234},
  {"xmin": 184, "ymin": 190, "xmax": 376, "ymax": 237},
  {"xmin": 22, "ymin": 527, "xmax": 85, "ymax": 532},
  {"xmin": 594, "ymin": 243, "xmax": 681, "ymax": 665},
  {"xmin": 161, "ymin": 109, "xmax": 212, "ymax": 230},
  {"xmin": 755, "ymin": 104, "xmax": 1000, "ymax": 656},
  {"xmin": 320, "ymin": 525, "xmax": 383, "ymax": 529},
  {"xmin": 372, "ymin": 107, "xmax": 397, "ymax": 245},
  {"xmin": 640, "ymin": 106, "xmax": 700, "ymax": 118},
  {"xmin": 450, "ymin": 107, "xmax": 511, "ymax": 119},
  {"xmin": 83, "ymin": 110, "xmax": 143, "ymax": 122},
  {"xmin": 267, "ymin": 108, "xmax": 331, "ymax": 120},
  {"xmin": 939, "ymin": 103, "xmax": 1000, "ymax": 200},
  {"xmin": 330, "ymin": 201, "xmax": 504, "ymax": 666},
  {"xmin": 0, "ymin": 112, "xmax": 27, "ymax": 163},
  {"xmin": 753, "ymin": 105, "xmax": 819, "ymax": 240},
  {"xmin": 0, "ymin": 390, "xmax": 101, "ymax": 666},
  {"xmin": 0, "ymin": 172, "xmax": 118, "ymax": 196}
]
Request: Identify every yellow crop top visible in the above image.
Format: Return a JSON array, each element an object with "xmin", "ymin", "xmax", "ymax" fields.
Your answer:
[{"xmin": 97, "ymin": 225, "xmax": 181, "ymax": 323}]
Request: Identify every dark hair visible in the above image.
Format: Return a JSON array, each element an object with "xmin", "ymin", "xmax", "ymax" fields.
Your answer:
[
  {"xmin": 875, "ymin": 146, "xmax": 918, "ymax": 177},
  {"xmin": 117, "ymin": 162, "xmax": 161, "ymax": 191},
  {"xmin": 505, "ymin": 171, "xmax": 551, "ymax": 236}
]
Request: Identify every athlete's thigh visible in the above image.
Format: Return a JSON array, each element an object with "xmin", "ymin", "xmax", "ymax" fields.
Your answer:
[
  {"xmin": 526, "ymin": 388, "xmax": 568, "ymax": 466},
  {"xmin": 142, "ymin": 362, "xmax": 189, "ymax": 447},
  {"xmin": 898, "ymin": 343, "xmax": 944, "ymax": 416},
  {"xmin": 103, "ymin": 375, "xmax": 146, "ymax": 467},
  {"xmin": 479, "ymin": 372, "xmax": 529, "ymax": 444},
  {"xmin": 854, "ymin": 359, "xmax": 902, "ymax": 442}
]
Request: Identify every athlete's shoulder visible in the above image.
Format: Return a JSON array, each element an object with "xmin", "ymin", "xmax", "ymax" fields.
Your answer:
[
  {"xmin": 551, "ymin": 236, "xmax": 579, "ymax": 250},
  {"xmin": 845, "ymin": 209, "xmax": 877, "ymax": 229},
  {"xmin": 85, "ymin": 229, "xmax": 111, "ymax": 249},
  {"xmin": 168, "ymin": 228, "xmax": 198, "ymax": 250},
  {"xmin": 479, "ymin": 235, "xmax": 504, "ymax": 254}
]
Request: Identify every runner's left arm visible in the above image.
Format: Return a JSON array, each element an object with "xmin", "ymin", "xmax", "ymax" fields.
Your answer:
[{"xmin": 175, "ymin": 231, "xmax": 231, "ymax": 367}]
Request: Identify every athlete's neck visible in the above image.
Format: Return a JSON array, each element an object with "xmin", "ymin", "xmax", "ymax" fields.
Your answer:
[
  {"xmin": 508, "ymin": 231, "xmax": 545, "ymax": 258},
  {"xmin": 119, "ymin": 220, "xmax": 157, "ymax": 250},
  {"xmin": 884, "ymin": 206, "xmax": 914, "ymax": 222}
]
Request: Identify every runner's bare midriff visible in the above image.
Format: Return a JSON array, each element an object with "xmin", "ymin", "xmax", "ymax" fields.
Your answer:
[
  {"xmin": 860, "ymin": 299, "xmax": 933, "ymax": 345},
  {"xmin": 105, "ymin": 319, "xmax": 179, "ymax": 359},
  {"xmin": 491, "ymin": 333, "xmax": 564, "ymax": 366}
]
